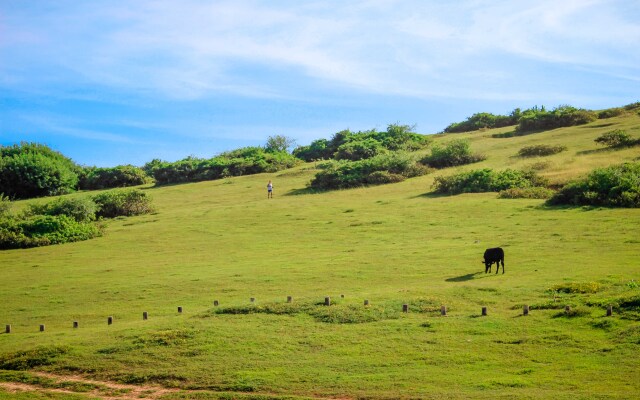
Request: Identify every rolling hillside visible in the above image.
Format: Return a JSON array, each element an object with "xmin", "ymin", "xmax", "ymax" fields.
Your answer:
[{"xmin": 1, "ymin": 112, "xmax": 639, "ymax": 399}]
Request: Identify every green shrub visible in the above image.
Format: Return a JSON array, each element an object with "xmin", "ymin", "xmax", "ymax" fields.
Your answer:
[
  {"xmin": 79, "ymin": 165, "xmax": 148, "ymax": 190},
  {"xmin": 498, "ymin": 187, "xmax": 555, "ymax": 199},
  {"xmin": 432, "ymin": 168, "xmax": 547, "ymax": 195},
  {"xmin": 309, "ymin": 153, "xmax": 429, "ymax": 190},
  {"xmin": 0, "ymin": 214, "xmax": 101, "ymax": 249},
  {"xmin": 334, "ymin": 138, "xmax": 388, "ymax": 161},
  {"xmin": 421, "ymin": 139, "xmax": 486, "ymax": 168},
  {"xmin": 443, "ymin": 110, "xmax": 520, "ymax": 133},
  {"xmin": 0, "ymin": 142, "xmax": 79, "ymax": 199},
  {"xmin": 294, "ymin": 124, "xmax": 428, "ymax": 162},
  {"xmin": 547, "ymin": 162, "xmax": 640, "ymax": 207},
  {"xmin": 598, "ymin": 108, "xmax": 624, "ymax": 119},
  {"xmin": 517, "ymin": 144, "xmax": 567, "ymax": 157},
  {"xmin": 594, "ymin": 129, "xmax": 637, "ymax": 148},
  {"xmin": 29, "ymin": 197, "xmax": 97, "ymax": 222},
  {"xmin": 93, "ymin": 189, "xmax": 154, "ymax": 218},
  {"xmin": 152, "ymin": 148, "xmax": 301, "ymax": 185},
  {"xmin": 516, "ymin": 105, "xmax": 597, "ymax": 133}
]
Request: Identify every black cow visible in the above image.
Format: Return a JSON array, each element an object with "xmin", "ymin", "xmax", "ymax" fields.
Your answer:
[{"xmin": 483, "ymin": 247, "xmax": 504, "ymax": 274}]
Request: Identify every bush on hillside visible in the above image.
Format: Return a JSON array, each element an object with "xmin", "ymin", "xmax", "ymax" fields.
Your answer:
[
  {"xmin": 293, "ymin": 124, "xmax": 429, "ymax": 162},
  {"xmin": 516, "ymin": 105, "xmax": 597, "ymax": 133},
  {"xmin": 0, "ymin": 143, "xmax": 79, "ymax": 199},
  {"xmin": 152, "ymin": 148, "xmax": 301, "ymax": 185},
  {"xmin": 443, "ymin": 110, "xmax": 520, "ymax": 133},
  {"xmin": 432, "ymin": 168, "xmax": 548, "ymax": 195},
  {"xmin": 547, "ymin": 162, "xmax": 640, "ymax": 207},
  {"xmin": 308, "ymin": 153, "xmax": 430, "ymax": 190},
  {"xmin": 29, "ymin": 197, "xmax": 98, "ymax": 223},
  {"xmin": 79, "ymin": 165, "xmax": 149, "ymax": 190},
  {"xmin": 334, "ymin": 138, "xmax": 388, "ymax": 161},
  {"xmin": 0, "ymin": 214, "xmax": 101, "ymax": 249},
  {"xmin": 93, "ymin": 189, "xmax": 154, "ymax": 218},
  {"xmin": 598, "ymin": 108, "xmax": 624, "ymax": 119},
  {"xmin": 594, "ymin": 129, "xmax": 638, "ymax": 148},
  {"xmin": 420, "ymin": 139, "xmax": 486, "ymax": 168},
  {"xmin": 517, "ymin": 144, "xmax": 567, "ymax": 157}
]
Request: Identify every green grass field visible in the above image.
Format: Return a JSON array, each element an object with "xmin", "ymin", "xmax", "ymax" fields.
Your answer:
[{"xmin": 1, "ymin": 114, "xmax": 640, "ymax": 399}]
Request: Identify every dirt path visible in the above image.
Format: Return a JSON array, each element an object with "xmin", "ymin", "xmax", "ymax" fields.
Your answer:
[
  {"xmin": 0, "ymin": 371, "xmax": 181, "ymax": 399},
  {"xmin": 0, "ymin": 371, "xmax": 353, "ymax": 400}
]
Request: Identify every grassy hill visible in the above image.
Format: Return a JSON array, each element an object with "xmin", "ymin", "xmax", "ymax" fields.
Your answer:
[{"xmin": 1, "ymin": 112, "xmax": 639, "ymax": 399}]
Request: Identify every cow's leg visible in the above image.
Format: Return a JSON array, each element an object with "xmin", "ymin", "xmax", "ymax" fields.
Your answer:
[{"xmin": 499, "ymin": 259, "xmax": 504, "ymax": 274}]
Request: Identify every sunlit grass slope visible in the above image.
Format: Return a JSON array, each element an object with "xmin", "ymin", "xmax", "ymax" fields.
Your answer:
[{"xmin": 1, "ymin": 114, "xmax": 639, "ymax": 399}]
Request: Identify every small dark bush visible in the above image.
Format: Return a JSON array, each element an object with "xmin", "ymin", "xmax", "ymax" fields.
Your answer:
[
  {"xmin": 93, "ymin": 189, "xmax": 154, "ymax": 218},
  {"xmin": 432, "ymin": 168, "xmax": 547, "ymax": 195},
  {"xmin": 498, "ymin": 187, "xmax": 555, "ymax": 199},
  {"xmin": 421, "ymin": 139, "xmax": 486, "ymax": 168},
  {"xmin": 517, "ymin": 144, "xmax": 567, "ymax": 157},
  {"xmin": 547, "ymin": 162, "xmax": 640, "ymax": 207},
  {"xmin": 594, "ymin": 129, "xmax": 637, "ymax": 148},
  {"xmin": 29, "ymin": 197, "xmax": 97, "ymax": 222}
]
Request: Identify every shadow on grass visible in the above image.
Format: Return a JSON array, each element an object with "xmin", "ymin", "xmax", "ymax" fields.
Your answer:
[
  {"xmin": 445, "ymin": 272, "xmax": 484, "ymax": 282},
  {"xmin": 576, "ymin": 147, "xmax": 616, "ymax": 156},
  {"xmin": 491, "ymin": 129, "xmax": 542, "ymax": 139},
  {"xmin": 413, "ymin": 192, "xmax": 451, "ymax": 199},
  {"xmin": 580, "ymin": 122, "xmax": 616, "ymax": 129},
  {"xmin": 285, "ymin": 187, "xmax": 327, "ymax": 196}
]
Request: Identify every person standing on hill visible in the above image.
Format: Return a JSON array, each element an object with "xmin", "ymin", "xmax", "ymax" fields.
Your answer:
[{"xmin": 267, "ymin": 180, "xmax": 273, "ymax": 199}]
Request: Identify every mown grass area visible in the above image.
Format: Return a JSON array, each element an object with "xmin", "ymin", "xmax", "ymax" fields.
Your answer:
[{"xmin": 1, "ymin": 114, "xmax": 639, "ymax": 399}]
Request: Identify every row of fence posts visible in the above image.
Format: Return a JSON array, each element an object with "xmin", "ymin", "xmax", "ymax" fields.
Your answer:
[{"xmin": 3, "ymin": 298, "xmax": 615, "ymax": 334}]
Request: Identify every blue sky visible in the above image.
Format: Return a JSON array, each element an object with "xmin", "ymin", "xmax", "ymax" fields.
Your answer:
[{"xmin": 1, "ymin": 0, "xmax": 639, "ymax": 167}]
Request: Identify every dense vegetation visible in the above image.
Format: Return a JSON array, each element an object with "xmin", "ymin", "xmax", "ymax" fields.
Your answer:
[
  {"xmin": 0, "ymin": 189, "xmax": 153, "ymax": 249},
  {"xmin": 432, "ymin": 168, "xmax": 548, "ymax": 195},
  {"xmin": 547, "ymin": 162, "xmax": 640, "ymax": 207},
  {"xmin": 420, "ymin": 139, "xmax": 485, "ymax": 168},
  {"xmin": 293, "ymin": 124, "xmax": 429, "ymax": 162},
  {"xmin": 515, "ymin": 105, "xmax": 597, "ymax": 133},
  {"xmin": 442, "ymin": 104, "xmax": 624, "ymax": 134},
  {"xmin": 0, "ymin": 143, "xmax": 80, "ymax": 199},
  {"xmin": 308, "ymin": 153, "xmax": 429, "ymax": 190},
  {"xmin": 78, "ymin": 165, "xmax": 149, "ymax": 190},
  {"xmin": 0, "ymin": 143, "xmax": 151, "ymax": 199},
  {"xmin": 443, "ymin": 110, "xmax": 521, "ymax": 133},
  {"xmin": 150, "ymin": 146, "xmax": 301, "ymax": 185}
]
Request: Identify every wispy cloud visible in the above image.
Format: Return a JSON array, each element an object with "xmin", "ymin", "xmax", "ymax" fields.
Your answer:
[{"xmin": 1, "ymin": 0, "xmax": 639, "ymax": 102}]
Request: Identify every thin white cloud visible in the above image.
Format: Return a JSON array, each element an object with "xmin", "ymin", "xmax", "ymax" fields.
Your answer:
[{"xmin": 1, "ymin": 0, "xmax": 639, "ymax": 103}]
